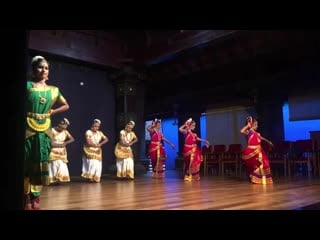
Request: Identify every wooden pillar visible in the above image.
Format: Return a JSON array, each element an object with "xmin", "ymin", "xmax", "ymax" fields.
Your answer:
[{"xmin": 114, "ymin": 65, "xmax": 147, "ymax": 174}]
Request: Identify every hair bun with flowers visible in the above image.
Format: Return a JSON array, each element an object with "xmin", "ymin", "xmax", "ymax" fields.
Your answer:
[
  {"xmin": 63, "ymin": 118, "xmax": 70, "ymax": 125},
  {"xmin": 185, "ymin": 118, "xmax": 192, "ymax": 128},
  {"xmin": 94, "ymin": 119, "xmax": 101, "ymax": 125},
  {"xmin": 32, "ymin": 55, "xmax": 45, "ymax": 64},
  {"xmin": 152, "ymin": 118, "xmax": 161, "ymax": 127}
]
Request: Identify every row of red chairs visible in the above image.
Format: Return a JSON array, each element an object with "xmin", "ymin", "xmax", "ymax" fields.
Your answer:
[
  {"xmin": 201, "ymin": 144, "xmax": 242, "ymax": 176},
  {"xmin": 261, "ymin": 139, "xmax": 317, "ymax": 177},
  {"xmin": 201, "ymin": 140, "xmax": 318, "ymax": 177}
]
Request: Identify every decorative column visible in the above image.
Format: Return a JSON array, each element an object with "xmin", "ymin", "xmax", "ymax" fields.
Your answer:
[
  {"xmin": 115, "ymin": 68, "xmax": 137, "ymax": 131},
  {"xmin": 113, "ymin": 64, "xmax": 147, "ymax": 175}
]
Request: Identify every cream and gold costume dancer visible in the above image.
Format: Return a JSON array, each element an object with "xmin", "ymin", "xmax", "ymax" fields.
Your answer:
[
  {"xmin": 114, "ymin": 121, "xmax": 138, "ymax": 179},
  {"xmin": 49, "ymin": 118, "xmax": 74, "ymax": 184},
  {"xmin": 81, "ymin": 119, "xmax": 109, "ymax": 183}
]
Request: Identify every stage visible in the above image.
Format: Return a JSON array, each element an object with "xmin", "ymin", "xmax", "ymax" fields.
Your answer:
[{"xmin": 40, "ymin": 171, "xmax": 320, "ymax": 210}]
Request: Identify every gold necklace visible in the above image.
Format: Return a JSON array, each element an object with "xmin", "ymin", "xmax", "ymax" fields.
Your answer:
[
  {"xmin": 39, "ymin": 93, "xmax": 47, "ymax": 104},
  {"xmin": 35, "ymin": 83, "xmax": 47, "ymax": 104}
]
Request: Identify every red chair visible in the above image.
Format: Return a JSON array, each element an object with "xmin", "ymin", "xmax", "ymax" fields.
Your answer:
[
  {"xmin": 291, "ymin": 140, "xmax": 313, "ymax": 177},
  {"xmin": 268, "ymin": 141, "xmax": 292, "ymax": 177},
  {"xmin": 205, "ymin": 144, "xmax": 226, "ymax": 176},
  {"xmin": 201, "ymin": 145, "xmax": 213, "ymax": 176},
  {"xmin": 221, "ymin": 144, "xmax": 242, "ymax": 177}
]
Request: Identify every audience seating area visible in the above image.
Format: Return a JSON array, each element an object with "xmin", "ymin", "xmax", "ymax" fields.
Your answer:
[{"xmin": 201, "ymin": 139, "xmax": 319, "ymax": 178}]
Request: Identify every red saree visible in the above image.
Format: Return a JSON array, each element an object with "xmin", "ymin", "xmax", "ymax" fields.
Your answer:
[
  {"xmin": 182, "ymin": 131, "xmax": 202, "ymax": 181},
  {"xmin": 241, "ymin": 130, "xmax": 273, "ymax": 184},
  {"xmin": 148, "ymin": 130, "xmax": 166, "ymax": 178}
]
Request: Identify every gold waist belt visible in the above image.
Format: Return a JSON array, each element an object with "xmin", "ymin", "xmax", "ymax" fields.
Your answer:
[
  {"xmin": 247, "ymin": 145, "xmax": 260, "ymax": 149},
  {"xmin": 184, "ymin": 144, "xmax": 196, "ymax": 147},
  {"xmin": 27, "ymin": 112, "xmax": 51, "ymax": 120},
  {"xmin": 151, "ymin": 141, "xmax": 162, "ymax": 145}
]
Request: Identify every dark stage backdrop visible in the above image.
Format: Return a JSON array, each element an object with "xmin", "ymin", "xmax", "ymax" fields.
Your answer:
[{"xmin": 27, "ymin": 55, "xmax": 116, "ymax": 176}]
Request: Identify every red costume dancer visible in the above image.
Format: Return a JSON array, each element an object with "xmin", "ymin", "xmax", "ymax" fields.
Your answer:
[
  {"xmin": 240, "ymin": 116, "xmax": 273, "ymax": 184},
  {"xmin": 179, "ymin": 118, "xmax": 209, "ymax": 181},
  {"xmin": 147, "ymin": 119, "xmax": 175, "ymax": 178}
]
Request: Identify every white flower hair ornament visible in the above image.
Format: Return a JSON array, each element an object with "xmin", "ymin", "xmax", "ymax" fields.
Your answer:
[
  {"xmin": 185, "ymin": 118, "xmax": 193, "ymax": 128},
  {"xmin": 63, "ymin": 118, "xmax": 70, "ymax": 125},
  {"xmin": 94, "ymin": 119, "xmax": 101, "ymax": 125},
  {"xmin": 31, "ymin": 55, "xmax": 45, "ymax": 64},
  {"xmin": 152, "ymin": 118, "xmax": 161, "ymax": 126}
]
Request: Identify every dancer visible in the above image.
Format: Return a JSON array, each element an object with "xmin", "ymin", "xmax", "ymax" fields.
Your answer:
[
  {"xmin": 179, "ymin": 118, "xmax": 209, "ymax": 181},
  {"xmin": 48, "ymin": 118, "xmax": 74, "ymax": 184},
  {"xmin": 81, "ymin": 119, "xmax": 109, "ymax": 183},
  {"xmin": 147, "ymin": 118, "xmax": 175, "ymax": 178},
  {"xmin": 24, "ymin": 56, "xmax": 70, "ymax": 210},
  {"xmin": 114, "ymin": 121, "xmax": 138, "ymax": 180},
  {"xmin": 240, "ymin": 116, "xmax": 273, "ymax": 184}
]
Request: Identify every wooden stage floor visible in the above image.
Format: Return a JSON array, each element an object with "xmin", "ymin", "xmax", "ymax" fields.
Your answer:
[{"xmin": 40, "ymin": 170, "xmax": 320, "ymax": 210}]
